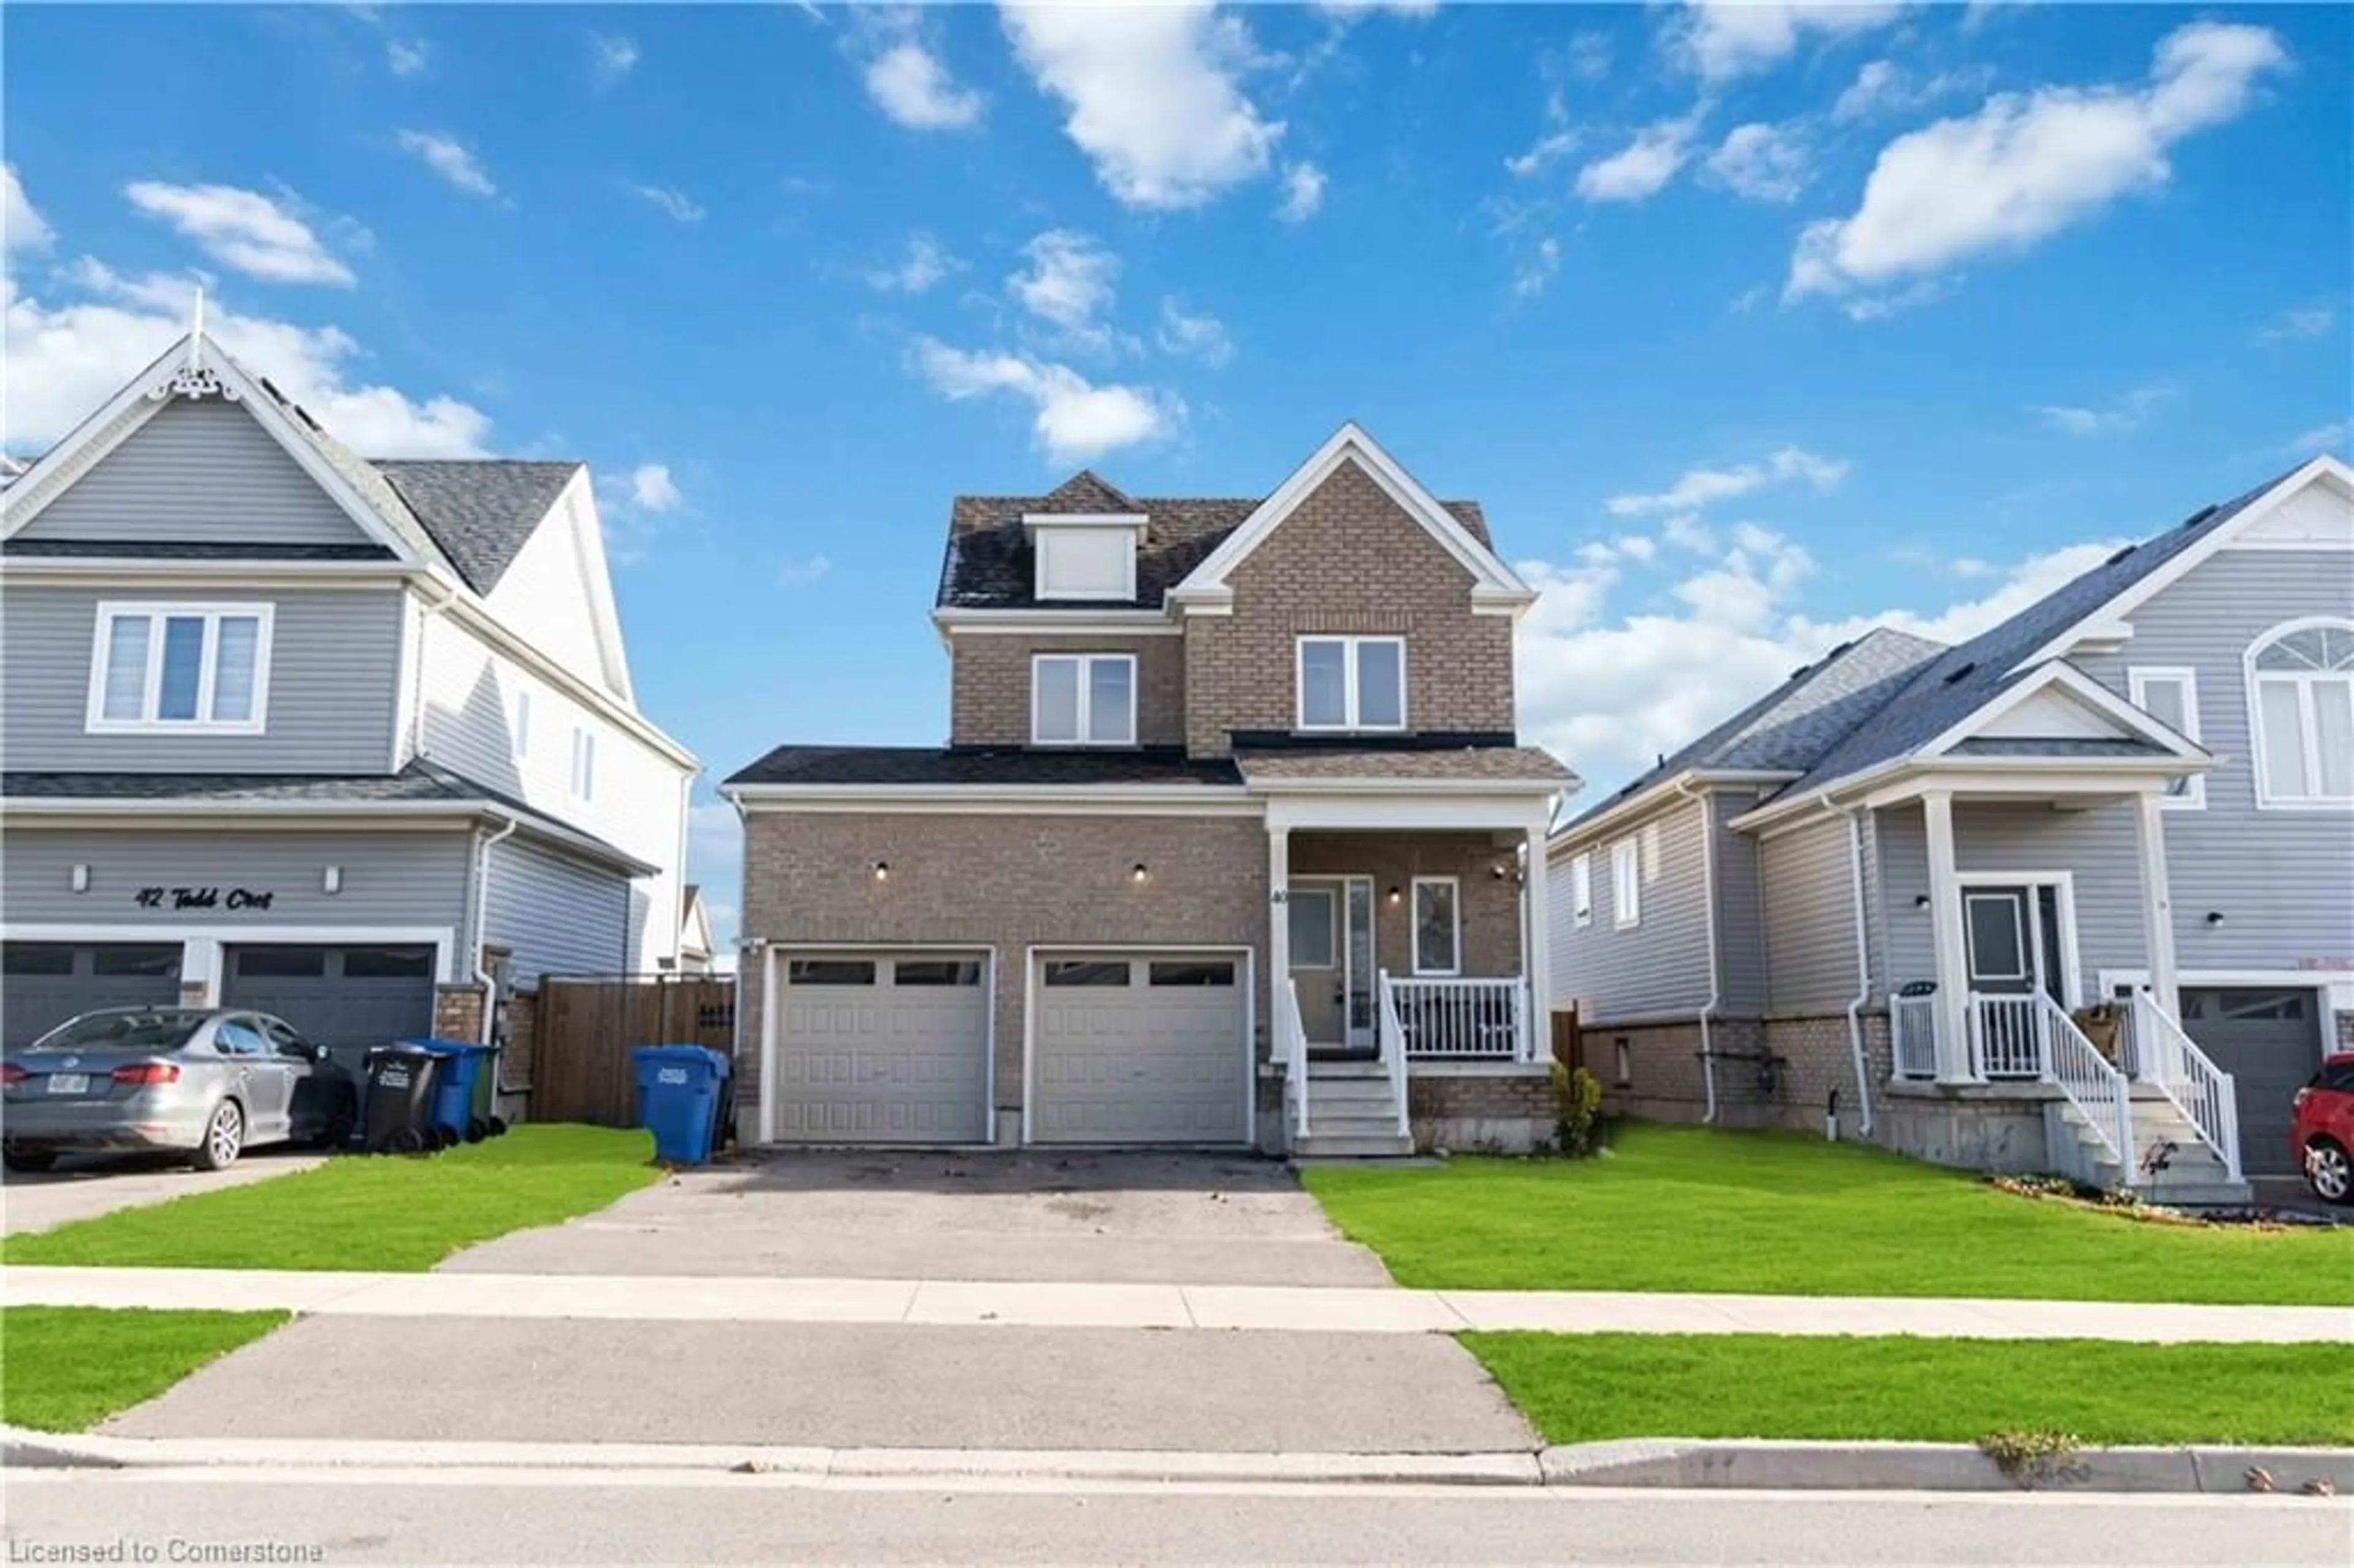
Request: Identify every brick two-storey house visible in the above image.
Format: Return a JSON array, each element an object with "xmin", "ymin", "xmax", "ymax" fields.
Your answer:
[{"xmin": 724, "ymin": 426, "xmax": 1579, "ymax": 1154}]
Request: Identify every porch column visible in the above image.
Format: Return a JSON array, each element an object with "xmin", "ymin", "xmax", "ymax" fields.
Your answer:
[
  {"xmin": 1267, "ymin": 824, "xmax": 1291, "ymax": 1042},
  {"xmin": 1523, "ymin": 817, "xmax": 1553, "ymax": 1064},
  {"xmin": 1922, "ymin": 790, "xmax": 1975, "ymax": 1083},
  {"xmin": 2133, "ymin": 790, "xmax": 2181, "ymax": 1036}
]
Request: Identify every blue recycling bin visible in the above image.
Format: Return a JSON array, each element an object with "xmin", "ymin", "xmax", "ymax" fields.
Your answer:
[
  {"xmin": 406, "ymin": 1039, "xmax": 497, "ymax": 1144},
  {"xmin": 632, "ymin": 1045, "xmax": 731, "ymax": 1166}
]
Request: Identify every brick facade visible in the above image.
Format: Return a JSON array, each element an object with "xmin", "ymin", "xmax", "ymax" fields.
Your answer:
[
  {"xmin": 1578, "ymin": 1011, "xmax": 1894, "ymax": 1136},
  {"xmin": 1407, "ymin": 1067, "xmax": 1555, "ymax": 1153},
  {"xmin": 1180, "ymin": 462, "xmax": 1515, "ymax": 757},
  {"xmin": 949, "ymin": 633, "xmax": 1186, "ymax": 748},
  {"xmin": 1289, "ymin": 830, "xmax": 1526, "ymax": 980},
  {"xmin": 432, "ymin": 983, "xmax": 484, "ymax": 1044},
  {"xmin": 738, "ymin": 810, "xmax": 1268, "ymax": 1130}
]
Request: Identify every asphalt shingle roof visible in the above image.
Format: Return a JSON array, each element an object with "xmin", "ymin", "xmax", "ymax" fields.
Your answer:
[
  {"xmin": 939, "ymin": 473, "xmax": 1491, "ymax": 611},
  {"xmin": 373, "ymin": 460, "xmax": 583, "ymax": 593},
  {"xmin": 726, "ymin": 746, "xmax": 1245, "ymax": 789},
  {"xmin": 1235, "ymin": 746, "xmax": 1577, "ymax": 785}
]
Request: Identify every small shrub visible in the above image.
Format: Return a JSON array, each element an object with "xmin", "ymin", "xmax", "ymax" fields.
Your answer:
[
  {"xmin": 1550, "ymin": 1062, "xmax": 1604, "ymax": 1158},
  {"xmin": 1978, "ymin": 1428, "xmax": 2087, "ymax": 1489}
]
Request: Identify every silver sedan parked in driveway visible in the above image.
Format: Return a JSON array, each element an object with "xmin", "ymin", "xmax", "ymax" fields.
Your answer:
[{"xmin": 1, "ymin": 1008, "xmax": 359, "ymax": 1173}]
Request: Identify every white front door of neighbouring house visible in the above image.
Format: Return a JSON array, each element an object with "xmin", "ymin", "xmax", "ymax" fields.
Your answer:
[
  {"xmin": 1287, "ymin": 876, "xmax": 1373, "ymax": 1050},
  {"xmin": 1962, "ymin": 885, "xmax": 2071, "ymax": 1078}
]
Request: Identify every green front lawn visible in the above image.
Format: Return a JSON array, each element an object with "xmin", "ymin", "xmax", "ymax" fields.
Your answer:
[
  {"xmin": 1467, "ymin": 1332, "xmax": 2354, "ymax": 1447},
  {"xmin": 2, "ymin": 1124, "xmax": 657, "ymax": 1272},
  {"xmin": 2, "ymin": 1307, "xmax": 291, "ymax": 1432},
  {"xmin": 1305, "ymin": 1124, "xmax": 2354, "ymax": 1304}
]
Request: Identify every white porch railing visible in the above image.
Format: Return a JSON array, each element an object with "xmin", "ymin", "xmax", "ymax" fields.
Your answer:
[
  {"xmin": 1278, "ymin": 977, "xmax": 1310, "ymax": 1142},
  {"xmin": 2131, "ymin": 994, "xmax": 2244, "ymax": 1182},
  {"xmin": 1385, "ymin": 976, "xmax": 1533, "ymax": 1060},
  {"xmin": 1970, "ymin": 994, "xmax": 2046, "ymax": 1079},
  {"xmin": 2040, "ymin": 993, "xmax": 2135, "ymax": 1177},
  {"xmin": 1892, "ymin": 992, "xmax": 1938, "ymax": 1079},
  {"xmin": 1374, "ymin": 972, "xmax": 1411, "ymax": 1138}
]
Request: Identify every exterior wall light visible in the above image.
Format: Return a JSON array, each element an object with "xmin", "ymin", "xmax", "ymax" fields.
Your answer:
[
  {"xmin": 1130, "ymin": 862, "xmax": 1150, "ymax": 883},
  {"xmin": 1387, "ymin": 885, "xmax": 1403, "ymax": 905},
  {"xmin": 2204, "ymin": 910, "xmax": 2225, "ymax": 926},
  {"xmin": 872, "ymin": 861, "xmax": 891, "ymax": 882},
  {"xmin": 70, "ymin": 864, "xmax": 90, "ymax": 893},
  {"xmin": 322, "ymin": 866, "xmax": 343, "ymax": 895},
  {"xmin": 1913, "ymin": 894, "xmax": 1932, "ymax": 910}
]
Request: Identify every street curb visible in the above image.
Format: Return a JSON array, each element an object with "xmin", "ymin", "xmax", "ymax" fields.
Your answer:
[{"xmin": 6, "ymin": 1428, "xmax": 2347, "ymax": 1494}]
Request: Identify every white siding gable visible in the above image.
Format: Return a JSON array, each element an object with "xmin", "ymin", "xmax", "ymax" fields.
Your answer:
[
  {"xmin": 1973, "ymin": 685, "xmax": 2143, "ymax": 741},
  {"xmin": 480, "ymin": 480, "xmax": 631, "ymax": 699},
  {"xmin": 2231, "ymin": 483, "xmax": 2353, "ymax": 550}
]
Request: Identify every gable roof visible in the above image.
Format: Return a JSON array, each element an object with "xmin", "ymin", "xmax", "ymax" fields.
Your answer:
[
  {"xmin": 375, "ymin": 460, "xmax": 584, "ymax": 594},
  {"xmin": 940, "ymin": 489, "xmax": 1490, "ymax": 612}
]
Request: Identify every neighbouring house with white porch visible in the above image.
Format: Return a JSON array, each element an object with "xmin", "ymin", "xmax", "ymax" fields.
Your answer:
[{"xmin": 1549, "ymin": 455, "xmax": 2354, "ymax": 1205}]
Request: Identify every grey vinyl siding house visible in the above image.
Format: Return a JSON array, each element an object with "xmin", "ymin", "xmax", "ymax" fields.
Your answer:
[
  {"xmin": 1550, "ymin": 456, "xmax": 2354, "ymax": 1201},
  {"xmin": 0, "ymin": 330, "xmax": 693, "ymax": 1063}
]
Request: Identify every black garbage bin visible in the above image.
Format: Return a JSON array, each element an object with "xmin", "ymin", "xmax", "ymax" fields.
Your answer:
[{"xmin": 364, "ymin": 1043, "xmax": 440, "ymax": 1154}]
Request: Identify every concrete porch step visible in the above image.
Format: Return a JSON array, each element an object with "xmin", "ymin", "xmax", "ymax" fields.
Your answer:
[
  {"xmin": 2141, "ymin": 1180, "xmax": 2257, "ymax": 1208},
  {"xmin": 1305, "ymin": 1061, "xmax": 1390, "ymax": 1081},
  {"xmin": 1303, "ymin": 1080, "xmax": 1396, "ymax": 1105},
  {"xmin": 1303, "ymin": 1111, "xmax": 1407, "ymax": 1138},
  {"xmin": 1292, "ymin": 1132, "xmax": 1417, "ymax": 1159}
]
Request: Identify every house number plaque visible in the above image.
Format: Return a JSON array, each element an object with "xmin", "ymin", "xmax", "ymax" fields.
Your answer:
[{"xmin": 133, "ymin": 886, "xmax": 278, "ymax": 911}]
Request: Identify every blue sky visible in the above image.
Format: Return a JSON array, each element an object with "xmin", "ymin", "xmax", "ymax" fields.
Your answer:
[{"xmin": 6, "ymin": 2, "xmax": 2349, "ymax": 954}]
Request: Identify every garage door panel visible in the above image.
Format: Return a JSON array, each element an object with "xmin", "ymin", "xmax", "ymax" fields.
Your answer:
[
  {"xmin": 773, "ymin": 956, "xmax": 989, "ymax": 1145},
  {"xmin": 2183, "ymin": 987, "xmax": 2323, "ymax": 1177},
  {"xmin": 1031, "ymin": 951, "xmax": 1247, "ymax": 1145},
  {"xmin": 1, "ymin": 943, "xmax": 183, "ymax": 1048}
]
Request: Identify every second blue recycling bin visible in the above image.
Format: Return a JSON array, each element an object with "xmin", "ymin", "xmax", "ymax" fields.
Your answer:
[
  {"xmin": 404, "ymin": 1038, "xmax": 497, "ymax": 1144},
  {"xmin": 631, "ymin": 1045, "xmax": 731, "ymax": 1165}
]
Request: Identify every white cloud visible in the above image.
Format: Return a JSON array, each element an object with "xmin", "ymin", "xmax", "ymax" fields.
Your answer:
[
  {"xmin": 625, "ymin": 183, "xmax": 706, "ymax": 223},
  {"xmin": 591, "ymin": 32, "xmax": 640, "ymax": 86},
  {"xmin": 593, "ymin": 462, "xmax": 684, "ymax": 564},
  {"xmin": 2033, "ymin": 384, "xmax": 2173, "ymax": 436},
  {"xmin": 1506, "ymin": 130, "xmax": 1578, "ymax": 180},
  {"xmin": 625, "ymin": 462, "xmax": 683, "ymax": 512},
  {"xmin": 396, "ymin": 130, "xmax": 498, "ymax": 198},
  {"xmin": 1830, "ymin": 58, "xmax": 1986, "ymax": 123},
  {"xmin": 908, "ymin": 336, "xmax": 1181, "ymax": 464},
  {"xmin": 1673, "ymin": 1, "xmax": 1907, "ymax": 85},
  {"xmin": 1276, "ymin": 161, "xmax": 1325, "ymax": 223},
  {"xmin": 5, "ymin": 164, "xmax": 53, "ymax": 251},
  {"xmin": 777, "ymin": 553, "xmax": 834, "ymax": 587},
  {"xmin": 1007, "ymin": 229, "xmax": 1131, "ymax": 355},
  {"xmin": 1517, "ymin": 533, "xmax": 2126, "ymax": 791},
  {"xmin": 866, "ymin": 40, "xmax": 985, "ymax": 131},
  {"xmin": 1704, "ymin": 121, "xmax": 1810, "ymax": 202},
  {"xmin": 1312, "ymin": 0, "xmax": 1439, "ymax": 16},
  {"xmin": 1514, "ymin": 237, "xmax": 1563, "ymax": 298},
  {"xmin": 1606, "ymin": 446, "xmax": 1849, "ymax": 517},
  {"xmin": 1156, "ymin": 297, "xmax": 1233, "ymax": 367},
  {"xmin": 386, "ymin": 37, "xmax": 428, "ymax": 77},
  {"xmin": 5, "ymin": 264, "xmax": 489, "ymax": 458},
  {"xmin": 124, "ymin": 182, "xmax": 355, "ymax": 287},
  {"xmin": 1002, "ymin": 2, "xmax": 1282, "ymax": 210},
  {"xmin": 864, "ymin": 232, "xmax": 961, "ymax": 294},
  {"xmin": 2253, "ymin": 305, "xmax": 2337, "ymax": 344},
  {"xmin": 1661, "ymin": 513, "xmax": 1716, "ymax": 552},
  {"xmin": 2282, "ymin": 420, "xmax": 2351, "ymax": 457},
  {"xmin": 1789, "ymin": 22, "xmax": 2288, "ymax": 308},
  {"xmin": 1575, "ymin": 110, "xmax": 1705, "ymax": 202}
]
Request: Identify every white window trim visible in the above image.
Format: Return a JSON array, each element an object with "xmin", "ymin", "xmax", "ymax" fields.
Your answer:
[
  {"xmin": 1030, "ymin": 653, "xmax": 1138, "ymax": 747},
  {"xmin": 1571, "ymin": 853, "xmax": 1593, "ymax": 929},
  {"xmin": 1027, "ymin": 517, "xmax": 1144, "ymax": 603},
  {"xmin": 569, "ymin": 725, "xmax": 598, "ymax": 804},
  {"xmin": 511, "ymin": 685, "xmax": 534, "ymax": 763},
  {"xmin": 83, "ymin": 601, "xmax": 275, "ymax": 736},
  {"xmin": 2245, "ymin": 617, "xmax": 2354, "ymax": 811},
  {"xmin": 1962, "ymin": 891, "xmax": 2031, "ymax": 982},
  {"xmin": 1409, "ymin": 875, "xmax": 1461, "ymax": 977},
  {"xmin": 2127, "ymin": 665, "xmax": 2204, "ymax": 810},
  {"xmin": 1295, "ymin": 635, "xmax": 1407, "ymax": 733},
  {"xmin": 1611, "ymin": 839, "xmax": 1640, "ymax": 929}
]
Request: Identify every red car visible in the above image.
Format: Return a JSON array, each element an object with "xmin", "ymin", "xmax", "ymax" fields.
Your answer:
[{"xmin": 2291, "ymin": 1052, "xmax": 2354, "ymax": 1206}]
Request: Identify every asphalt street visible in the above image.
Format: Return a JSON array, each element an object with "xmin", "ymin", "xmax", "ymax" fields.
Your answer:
[{"xmin": 6, "ymin": 1469, "xmax": 2348, "ymax": 1566}]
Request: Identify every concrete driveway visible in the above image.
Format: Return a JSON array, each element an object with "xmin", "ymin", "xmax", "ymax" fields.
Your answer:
[
  {"xmin": 2, "ymin": 1149, "xmax": 322, "ymax": 1236},
  {"xmin": 443, "ymin": 1148, "xmax": 1396, "ymax": 1287}
]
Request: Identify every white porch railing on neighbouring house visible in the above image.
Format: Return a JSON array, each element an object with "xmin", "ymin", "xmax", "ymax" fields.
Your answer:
[
  {"xmin": 1386, "ymin": 976, "xmax": 1530, "ymax": 1060},
  {"xmin": 1892, "ymin": 992, "xmax": 1938, "ymax": 1079},
  {"xmin": 1279, "ymin": 977, "xmax": 1310, "ymax": 1141},
  {"xmin": 2041, "ymin": 993, "xmax": 2135, "ymax": 1179},
  {"xmin": 2131, "ymin": 994, "xmax": 2244, "ymax": 1182},
  {"xmin": 1374, "ymin": 972, "xmax": 1411, "ymax": 1138},
  {"xmin": 1970, "ymin": 994, "xmax": 2046, "ymax": 1079}
]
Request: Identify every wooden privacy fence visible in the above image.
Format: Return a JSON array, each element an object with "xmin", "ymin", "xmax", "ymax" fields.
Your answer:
[{"xmin": 531, "ymin": 974, "xmax": 736, "ymax": 1128}]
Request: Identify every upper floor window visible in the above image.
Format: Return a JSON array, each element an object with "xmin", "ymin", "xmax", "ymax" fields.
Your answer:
[
  {"xmin": 1297, "ymin": 636, "xmax": 1405, "ymax": 732},
  {"xmin": 569, "ymin": 725, "xmax": 598, "ymax": 803},
  {"xmin": 2249, "ymin": 620, "xmax": 2354, "ymax": 807},
  {"xmin": 1032, "ymin": 653, "xmax": 1136, "ymax": 745},
  {"xmin": 1570, "ymin": 853, "xmax": 1593, "ymax": 929},
  {"xmin": 511, "ymin": 685, "xmax": 534, "ymax": 761},
  {"xmin": 85, "ymin": 603, "xmax": 272, "ymax": 734},
  {"xmin": 1611, "ymin": 837, "xmax": 1640, "ymax": 928},
  {"xmin": 2127, "ymin": 666, "xmax": 2204, "ymax": 809}
]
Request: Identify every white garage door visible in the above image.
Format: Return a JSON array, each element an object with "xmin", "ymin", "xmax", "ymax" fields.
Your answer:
[
  {"xmin": 1030, "ymin": 953, "xmax": 1249, "ymax": 1145},
  {"xmin": 773, "ymin": 952, "xmax": 990, "ymax": 1144}
]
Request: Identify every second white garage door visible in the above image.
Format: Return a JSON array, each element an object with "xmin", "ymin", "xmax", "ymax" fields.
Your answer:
[
  {"xmin": 773, "ymin": 952, "xmax": 991, "ymax": 1144},
  {"xmin": 1030, "ymin": 952, "xmax": 1250, "ymax": 1144}
]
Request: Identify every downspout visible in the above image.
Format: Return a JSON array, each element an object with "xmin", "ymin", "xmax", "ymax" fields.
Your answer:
[
  {"xmin": 1838, "ymin": 803, "xmax": 1876, "ymax": 1138},
  {"xmin": 471, "ymin": 813, "xmax": 519, "ymax": 1046},
  {"xmin": 1675, "ymin": 779, "xmax": 1720, "ymax": 1124}
]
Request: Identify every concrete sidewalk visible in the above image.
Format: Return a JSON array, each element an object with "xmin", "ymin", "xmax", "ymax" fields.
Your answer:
[
  {"xmin": 2, "ymin": 1152, "xmax": 322, "ymax": 1236},
  {"xmin": 8, "ymin": 1265, "xmax": 2347, "ymax": 1342}
]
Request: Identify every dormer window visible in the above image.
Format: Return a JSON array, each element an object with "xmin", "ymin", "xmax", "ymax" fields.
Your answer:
[
  {"xmin": 1032, "ymin": 653, "xmax": 1136, "ymax": 745},
  {"xmin": 1024, "ymin": 512, "xmax": 1146, "ymax": 602}
]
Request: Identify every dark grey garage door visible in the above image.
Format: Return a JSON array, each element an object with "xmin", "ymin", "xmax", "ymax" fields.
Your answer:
[
  {"xmin": 2182, "ymin": 988, "xmax": 2325, "ymax": 1176},
  {"xmin": 1, "ymin": 943, "xmax": 183, "ymax": 1048},
  {"xmin": 222, "ymin": 945, "xmax": 438, "ymax": 1087}
]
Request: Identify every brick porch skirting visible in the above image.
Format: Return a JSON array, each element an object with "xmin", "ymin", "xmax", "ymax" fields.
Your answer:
[{"xmin": 1407, "ymin": 1064, "xmax": 1555, "ymax": 1154}]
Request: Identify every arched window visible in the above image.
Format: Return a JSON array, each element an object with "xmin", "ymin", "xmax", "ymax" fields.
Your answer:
[{"xmin": 2248, "ymin": 620, "xmax": 2354, "ymax": 806}]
